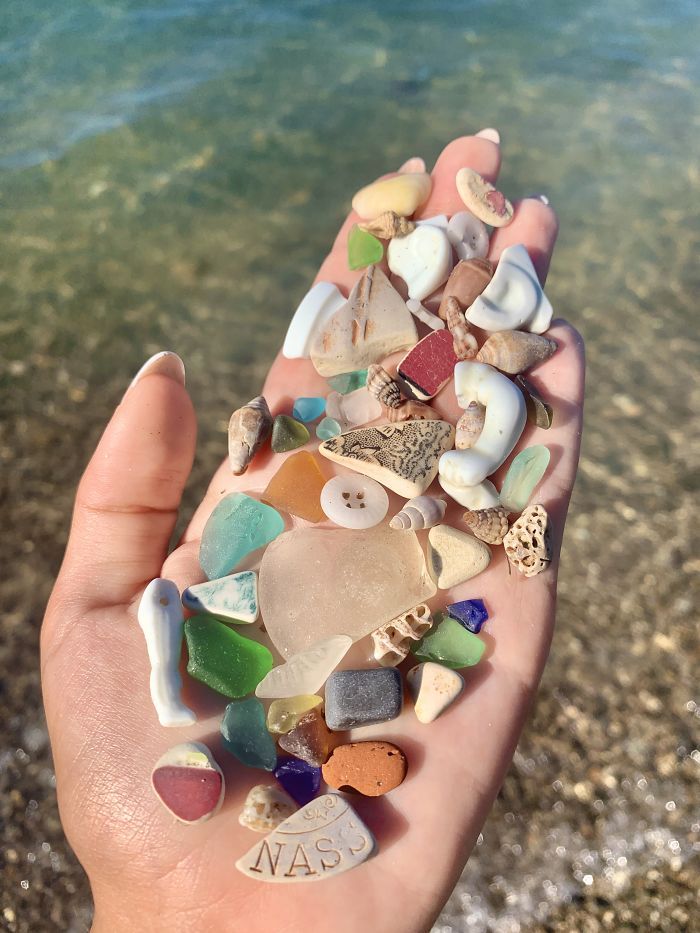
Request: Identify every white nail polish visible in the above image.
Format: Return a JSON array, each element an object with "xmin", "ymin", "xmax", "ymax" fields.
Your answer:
[
  {"xmin": 129, "ymin": 351, "xmax": 186, "ymax": 390},
  {"xmin": 475, "ymin": 128, "xmax": 500, "ymax": 144},
  {"xmin": 398, "ymin": 156, "xmax": 426, "ymax": 174},
  {"xmin": 137, "ymin": 579, "xmax": 197, "ymax": 728}
]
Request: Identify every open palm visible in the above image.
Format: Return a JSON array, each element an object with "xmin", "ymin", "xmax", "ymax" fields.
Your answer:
[{"xmin": 42, "ymin": 132, "xmax": 584, "ymax": 933}]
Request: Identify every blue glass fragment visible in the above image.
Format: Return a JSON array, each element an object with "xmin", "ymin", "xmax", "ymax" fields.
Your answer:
[
  {"xmin": 445, "ymin": 598, "xmax": 489, "ymax": 634},
  {"xmin": 292, "ymin": 396, "xmax": 326, "ymax": 423},
  {"xmin": 274, "ymin": 757, "xmax": 321, "ymax": 806}
]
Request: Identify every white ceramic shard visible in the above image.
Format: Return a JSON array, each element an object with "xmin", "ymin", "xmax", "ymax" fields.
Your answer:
[
  {"xmin": 387, "ymin": 223, "xmax": 453, "ymax": 301},
  {"xmin": 439, "ymin": 362, "xmax": 526, "ymax": 488},
  {"xmin": 259, "ymin": 526, "xmax": 437, "ymax": 658},
  {"xmin": 325, "ymin": 387, "xmax": 382, "ymax": 430},
  {"xmin": 427, "ymin": 524, "xmax": 491, "ymax": 589},
  {"xmin": 438, "ymin": 475, "xmax": 500, "ymax": 509},
  {"xmin": 465, "ymin": 243, "xmax": 553, "ymax": 334},
  {"xmin": 407, "ymin": 662, "xmax": 464, "ymax": 723},
  {"xmin": 236, "ymin": 793, "xmax": 375, "ymax": 883},
  {"xmin": 255, "ymin": 635, "xmax": 352, "ymax": 698},
  {"xmin": 182, "ymin": 571, "xmax": 258, "ymax": 623},
  {"xmin": 406, "ymin": 298, "xmax": 446, "ymax": 330},
  {"xmin": 283, "ymin": 282, "xmax": 346, "ymax": 359},
  {"xmin": 446, "ymin": 211, "xmax": 490, "ymax": 261},
  {"xmin": 137, "ymin": 579, "xmax": 197, "ymax": 728},
  {"xmin": 320, "ymin": 475, "xmax": 389, "ymax": 529}
]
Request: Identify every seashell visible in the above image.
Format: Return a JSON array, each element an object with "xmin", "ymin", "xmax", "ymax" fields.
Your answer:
[
  {"xmin": 383, "ymin": 399, "xmax": 441, "ymax": 422},
  {"xmin": 503, "ymin": 504, "xmax": 552, "ymax": 577},
  {"xmin": 366, "ymin": 363, "xmax": 402, "ymax": 408},
  {"xmin": 445, "ymin": 296, "xmax": 478, "ymax": 361},
  {"xmin": 352, "ymin": 172, "xmax": 432, "ymax": 220},
  {"xmin": 371, "ymin": 604, "xmax": 433, "ymax": 666},
  {"xmin": 359, "ymin": 211, "xmax": 416, "ymax": 239},
  {"xmin": 228, "ymin": 396, "xmax": 273, "ymax": 475},
  {"xmin": 477, "ymin": 331, "xmax": 558, "ymax": 375},
  {"xmin": 390, "ymin": 495, "xmax": 447, "ymax": 531},
  {"xmin": 515, "ymin": 375, "xmax": 553, "ymax": 429},
  {"xmin": 455, "ymin": 401, "xmax": 486, "ymax": 449},
  {"xmin": 462, "ymin": 506, "xmax": 510, "ymax": 545}
]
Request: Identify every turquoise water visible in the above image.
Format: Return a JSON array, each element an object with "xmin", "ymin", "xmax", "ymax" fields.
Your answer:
[{"xmin": 2, "ymin": 1, "xmax": 699, "ymax": 929}]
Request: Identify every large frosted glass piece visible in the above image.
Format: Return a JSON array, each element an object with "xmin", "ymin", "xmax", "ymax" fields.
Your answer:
[{"xmin": 259, "ymin": 526, "xmax": 436, "ymax": 658}]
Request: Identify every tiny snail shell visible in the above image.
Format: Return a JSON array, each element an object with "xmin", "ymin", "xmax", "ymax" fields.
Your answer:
[
  {"xmin": 367, "ymin": 363, "xmax": 402, "ymax": 409},
  {"xmin": 462, "ymin": 506, "xmax": 510, "ymax": 545},
  {"xmin": 359, "ymin": 211, "xmax": 416, "ymax": 239},
  {"xmin": 390, "ymin": 495, "xmax": 447, "ymax": 530},
  {"xmin": 445, "ymin": 296, "xmax": 478, "ymax": 361},
  {"xmin": 228, "ymin": 396, "xmax": 273, "ymax": 475},
  {"xmin": 455, "ymin": 401, "xmax": 486, "ymax": 449}
]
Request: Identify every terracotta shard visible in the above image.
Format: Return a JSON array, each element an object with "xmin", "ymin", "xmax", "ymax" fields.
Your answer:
[{"xmin": 397, "ymin": 329, "xmax": 460, "ymax": 401}]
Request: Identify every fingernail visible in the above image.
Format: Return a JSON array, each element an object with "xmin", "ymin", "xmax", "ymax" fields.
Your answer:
[
  {"xmin": 475, "ymin": 128, "xmax": 500, "ymax": 144},
  {"xmin": 398, "ymin": 156, "xmax": 426, "ymax": 174},
  {"xmin": 129, "ymin": 351, "xmax": 186, "ymax": 391},
  {"xmin": 526, "ymin": 193, "xmax": 550, "ymax": 206}
]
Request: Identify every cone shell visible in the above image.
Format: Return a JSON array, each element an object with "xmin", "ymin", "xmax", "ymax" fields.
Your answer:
[
  {"xmin": 455, "ymin": 401, "xmax": 486, "ymax": 449},
  {"xmin": 390, "ymin": 496, "xmax": 447, "ymax": 531},
  {"xmin": 384, "ymin": 399, "xmax": 441, "ymax": 422},
  {"xmin": 366, "ymin": 363, "xmax": 402, "ymax": 408},
  {"xmin": 359, "ymin": 211, "xmax": 416, "ymax": 239},
  {"xmin": 503, "ymin": 504, "xmax": 552, "ymax": 577},
  {"xmin": 462, "ymin": 506, "xmax": 510, "ymax": 545},
  {"xmin": 445, "ymin": 297, "xmax": 478, "ymax": 361},
  {"xmin": 228, "ymin": 396, "xmax": 273, "ymax": 475},
  {"xmin": 476, "ymin": 331, "xmax": 557, "ymax": 375}
]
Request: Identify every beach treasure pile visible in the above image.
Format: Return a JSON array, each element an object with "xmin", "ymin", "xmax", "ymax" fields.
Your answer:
[{"xmin": 138, "ymin": 160, "xmax": 557, "ymax": 882}]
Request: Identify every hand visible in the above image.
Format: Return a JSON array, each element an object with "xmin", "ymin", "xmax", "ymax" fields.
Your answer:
[{"xmin": 42, "ymin": 133, "xmax": 585, "ymax": 933}]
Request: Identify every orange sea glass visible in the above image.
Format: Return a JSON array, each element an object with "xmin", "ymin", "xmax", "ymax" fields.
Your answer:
[{"xmin": 261, "ymin": 451, "xmax": 327, "ymax": 523}]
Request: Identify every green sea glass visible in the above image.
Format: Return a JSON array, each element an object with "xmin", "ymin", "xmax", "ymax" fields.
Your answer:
[
  {"xmin": 412, "ymin": 615, "xmax": 485, "ymax": 669},
  {"xmin": 347, "ymin": 224, "xmax": 383, "ymax": 270},
  {"xmin": 327, "ymin": 370, "xmax": 368, "ymax": 394},
  {"xmin": 199, "ymin": 492, "xmax": 284, "ymax": 580},
  {"xmin": 499, "ymin": 445, "xmax": 551, "ymax": 513},
  {"xmin": 271, "ymin": 414, "xmax": 310, "ymax": 453},
  {"xmin": 221, "ymin": 698, "xmax": 277, "ymax": 770},
  {"xmin": 184, "ymin": 616, "xmax": 273, "ymax": 697}
]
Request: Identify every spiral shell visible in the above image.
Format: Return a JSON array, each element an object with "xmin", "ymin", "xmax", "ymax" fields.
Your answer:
[
  {"xmin": 445, "ymin": 296, "xmax": 478, "ymax": 361},
  {"xmin": 390, "ymin": 495, "xmax": 447, "ymax": 530},
  {"xmin": 503, "ymin": 504, "xmax": 552, "ymax": 577},
  {"xmin": 359, "ymin": 211, "xmax": 416, "ymax": 239},
  {"xmin": 228, "ymin": 396, "xmax": 273, "ymax": 475},
  {"xmin": 476, "ymin": 331, "xmax": 557, "ymax": 375},
  {"xmin": 383, "ymin": 399, "xmax": 441, "ymax": 422},
  {"xmin": 462, "ymin": 506, "xmax": 510, "ymax": 545},
  {"xmin": 366, "ymin": 363, "xmax": 402, "ymax": 408},
  {"xmin": 455, "ymin": 401, "xmax": 486, "ymax": 449}
]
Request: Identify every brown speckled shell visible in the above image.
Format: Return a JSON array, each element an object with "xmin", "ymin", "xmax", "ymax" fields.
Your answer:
[
  {"xmin": 366, "ymin": 363, "xmax": 402, "ymax": 408},
  {"xmin": 228, "ymin": 396, "xmax": 273, "ymax": 475},
  {"xmin": 359, "ymin": 211, "xmax": 415, "ymax": 239},
  {"xmin": 445, "ymin": 296, "xmax": 478, "ymax": 361},
  {"xmin": 462, "ymin": 506, "xmax": 510, "ymax": 545},
  {"xmin": 476, "ymin": 331, "xmax": 557, "ymax": 375},
  {"xmin": 503, "ymin": 504, "xmax": 552, "ymax": 577}
]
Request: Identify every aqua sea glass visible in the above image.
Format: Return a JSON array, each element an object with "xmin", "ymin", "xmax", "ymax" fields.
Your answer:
[
  {"xmin": 271, "ymin": 414, "xmax": 310, "ymax": 453},
  {"xmin": 316, "ymin": 417, "xmax": 342, "ymax": 440},
  {"xmin": 412, "ymin": 614, "xmax": 485, "ymax": 669},
  {"xmin": 499, "ymin": 445, "xmax": 550, "ymax": 513},
  {"xmin": 347, "ymin": 224, "xmax": 384, "ymax": 270},
  {"xmin": 221, "ymin": 698, "xmax": 277, "ymax": 770},
  {"xmin": 184, "ymin": 616, "xmax": 273, "ymax": 697},
  {"xmin": 292, "ymin": 397, "xmax": 326, "ymax": 423},
  {"xmin": 327, "ymin": 370, "xmax": 368, "ymax": 394},
  {"xmin": 199, "ymin": 492, "xmax": 284, "ymax": 580}
]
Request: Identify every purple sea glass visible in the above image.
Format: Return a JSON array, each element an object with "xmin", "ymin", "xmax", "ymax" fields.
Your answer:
[
  {"xmin": 273, "ymin": 757, "xmax": 321, "ymax": 806},
  {"xmin": 445, "ymin": 599, "xmax": 489, "ymax": 634}
]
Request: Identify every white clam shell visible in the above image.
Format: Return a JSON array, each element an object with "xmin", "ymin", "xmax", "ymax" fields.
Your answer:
[
  {"xmin": 320, "ymin": 474, "xmax": 389, "ymax": 529},
  {"xmin": 283, "ymin": 281, "xmax": 346, "ymax": 359},
  {"xmin": 255, "ymin": 634, "xmax": 352, "ymax": 698},
  {"xmin": 387, "ymin": 224, "xmax": 454, "ymax": 301},
  {"xmin": 446, "ymin": 211, "xmax": 490, "ymax": 261},
  {"xmin": 466, "ymin": 243, "xmax": 553, "ymax": 334}
]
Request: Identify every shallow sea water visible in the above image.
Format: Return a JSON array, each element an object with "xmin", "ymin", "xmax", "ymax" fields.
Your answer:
[{"xmin": 1, "ymin": 1, "xmax": 699, "ymax": 930}]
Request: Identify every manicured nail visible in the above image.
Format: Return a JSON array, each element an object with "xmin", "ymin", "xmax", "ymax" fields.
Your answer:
[
  {"xmin": 129, "ymin": 351, "xmax": 186, "ymax": 391},
  {"xmin": 475, "ymin": 128, "xmax": 500, "ymax": 144},
  {"xmin": 398, "ymin": 156, "xmax": 426, "ymax": 174},
  {"xmin": 525, "ymin": 194, "xmax": 550, "ymax": 206}
]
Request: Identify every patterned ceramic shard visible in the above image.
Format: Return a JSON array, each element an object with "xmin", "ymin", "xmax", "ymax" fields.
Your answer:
[
  {"xmin": 235, "ymin": 793, "xmax": 375, "ymax": 883},
  {"xmin": 182, "ymin": 571, "xmax": 258, "ymax": 623},
  {"xmin": 499, "ymin": 445, "xmax": 551, "ymax": 513},
  {"xmin": 261, "ymin": 451, "xmax": 327, "ymax": 523},
  {"xmin": 309, "ymin": 266, "xmax": 417, "ymax": 377},
  {"xmin": 184, "ymin": 616, "xmax": 273, "ymax": 697},
  {"xmin": 221, "ymin": 697, "xmax": 278, "ymax": 771},
  {"xmin": 255, "ymin": 635, "xmax": 353, "ymax": 698},
  {"xmin": 259, "ymin": 526, "xmax": 436, "ymax": 658},
  {"xmin": 318, "ymin": 420, "xmax": 455, "ymax": 498},
  {"xmin": 151, "ymin": 742, "xmax": 224, "ymax": 824},
  {"xmin": 199, "ymin": 493, "xmax": 284, "ymax": 580}
]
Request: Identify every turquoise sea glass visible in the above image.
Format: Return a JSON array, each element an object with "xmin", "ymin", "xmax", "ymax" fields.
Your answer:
[
  {"xmin": 327, "ymin": 370, "xmax": 368, "ymax": 394},
  {"xmin": 221, "ymin": 697, "xmax": 277, "ymax": 770},
  {"xmin": 292, "ymin": 397, "xmax": 326, "ymax": 422},
  {"xmin": 316, "ymin": 417, "xmax": 342, "ymax": 440},
  {"xmin": 199, "ymin": 492, "xmax": 284, "ymax": 580}
]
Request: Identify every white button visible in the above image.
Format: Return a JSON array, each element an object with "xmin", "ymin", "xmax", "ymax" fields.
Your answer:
[{"xmin": 320, "ymin": 474, "xmax": 389, "ymax": 529}]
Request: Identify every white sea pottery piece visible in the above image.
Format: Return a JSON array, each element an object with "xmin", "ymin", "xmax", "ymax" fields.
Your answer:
[
  {"xmin": 438, "ymin": 475, "xmax": 500, "ymax": 509},
  {"xmin": 407, "ymin": 662, "xmax": 464, "ymax": 723},
  {"xmin": 181, "ymin": 571, "xmax": 258, "ymax": 623},
  {"xmin": 320, "ymin": 475, "xmax": 389, "ymax": 529},
  {"xmin": 283, "ymin": 282, "xmax": 346, "ymax": 359},
  {"xmin": 255, "ymin": 635, "xmax": 352, "ymax": 698},
  {"xmin": 465, "ymin": 243, "xmax": 553, "ymax": 334},
  {"xmin": 446, "ymin": 211, "xmax": 490, "ymax": 261},
  {"xmin": 406, "ymin": 298, "xmax": 446, "ymax": 330},
  {"xmin": 137, "ymin": 579, "xmax": 197, "ymax": 728},
  {"xmin": 387, "ymin": 223, "xmax": 453, "ymax": 301}
]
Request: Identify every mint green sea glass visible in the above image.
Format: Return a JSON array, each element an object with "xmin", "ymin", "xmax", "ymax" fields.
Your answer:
[
  {"xmin": 499, "ymin": 444, "xmax": 550, "ymax": 513},
  {"xmin": 220, "ymin": 697, "xmax": 277, "ymax": 770},
  {"xmin": 327, "ymin": 370, "xmax": 368, "ymax": 394},
  {"xmin": 412, "ymin": 615, "xmax": 485, "ymax": 669},
  {"xmin": 316, "ymin": 416, "xmax": 342, "ymax": 440},
  {"xmin": 347, "ymin": 224, "xmax": 383, "ymax": 270},
  {"xmin": 271, "ymin": 414, "xmax": 310, "ymax": 453},
  {"xmin": 184, "ymin": 616, "xmax": 273, "ymax": 697},
  {"xmin": 199, "ymin": 492, "xmax": 284, "ymax": 579}
]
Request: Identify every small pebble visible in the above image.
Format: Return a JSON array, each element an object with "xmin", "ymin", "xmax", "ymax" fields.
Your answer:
[
  {"xmin": 445, "ymin": 598, "xmax": 489, "ymax": 634},
  {"xmin": 271, "ymin": 414, "xmax": 310, "ymax": 453},
  {"xmin": 221, "ymin": 697, "xmax": 278, "ymax": 771},
  {"xmin": 446, "ymin": 211, "xmax": 490, "ymax": 260},
  {"xmin": 238, "ymin": 784, "xmax": 297, "ymax": 833},
  {"xmin": 324, "ymin": 668, "xmax": 403, "ymax": 731},
  {"xmin": 274, "ymin": 757, "xmax": 321, "ymax": 805},
  {"xmin": 151, "ymin": 742, "xmax": 224, "ymax": 824},
  {"xmin": 320, "ymin": 474, "xmax": 389, "ymax": 529},
  {"xmin": 427, "ymin": 524, "xmax": 491, "ymax": 589},
  {"xmin": 413, "ymin": 615, "xmax": 485, "ymax": 670},
  {"xmin": 407, "ymin": 662, "xmax": 464, "ymax": 723},
  {"xmin": 322, "ymin": 741, "xmax": 407, "ymax": 796},
  {"xmin": 292, "ymin": 396, "xmax": 326, "ymax": 422},
  {"xmin": 347, "ymin": 224, "xmax": 383, "ymax": 269},
  {"xmin": 351, "ymin": 172, "xmax": 432, "ymax": 219}
]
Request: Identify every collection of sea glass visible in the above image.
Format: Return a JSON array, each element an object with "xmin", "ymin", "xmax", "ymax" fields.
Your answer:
[{"xmin": 138, "ymin": 162, "xmax": 557, "ymax": 883}]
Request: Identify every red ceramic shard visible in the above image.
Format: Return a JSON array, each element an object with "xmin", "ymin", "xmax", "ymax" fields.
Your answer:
[
  {"xmin": 151, "ymin": 742, "xmax": 225, "ymax": 824},
  {"xmin": 397, "ymin": 329, "xmax": 459, "ymax": 400}
]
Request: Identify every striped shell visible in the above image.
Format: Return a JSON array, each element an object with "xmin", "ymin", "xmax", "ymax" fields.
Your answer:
[
  {"xmin": 366, "ymin": 363, "xmax": 402, "ymax": 408},
  {"xmin": 476, "ymin": 331, "xmax": 558, "ymax": 375},
  {"xmin": 359, "ymin": 211, "xmax": 416, "ymax": 239},
  {"xmin": 390, "ymin": 495, "xmax": 447, "ymax": 531},
  {"xmin": 228, "ymin": 396, "xmax": 273, "ymax": 475},
  {"xmin": 462, "ymin": 506, "xmax": 510, "ymax": 545},
  {"xmin": 445, "ymin": 296, "xmax": 478, "ymax": 361},
  {"xmin": 455, "ymin": 401, "xmax": 486, "ymax": 449}
]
